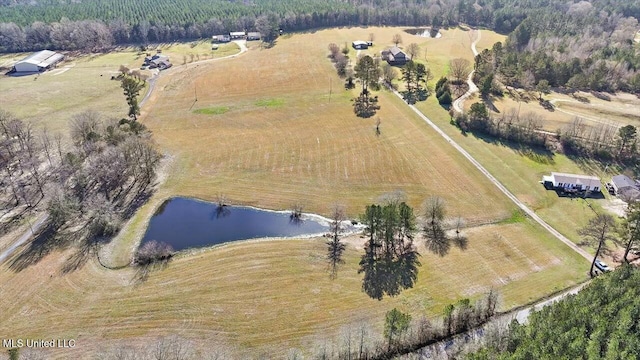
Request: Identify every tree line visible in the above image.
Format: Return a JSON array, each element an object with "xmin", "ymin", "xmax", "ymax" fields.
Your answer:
[
  {"xmin": 3, "ymin": 0, "xmax": 640, "ymax": 54},
  {"xmin": 474, "ymin": 8, "xmax": 640, "ymax": 94},
  {"xmin": 467, "ymin": 264, "xmax": 640, "ymax": 360},
  {"xmin": 454, "ymin": 101, "xmax": 640, "ymax": 166}
]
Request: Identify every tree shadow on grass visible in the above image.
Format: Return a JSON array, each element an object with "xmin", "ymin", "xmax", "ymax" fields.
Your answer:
[
  {"xmin": 471, "ymin": 131, "xmax": 556, "ymax": 165},
  {"xmin": 8, "ymin": 223, "xmax": 69, "ymax": 272},
  {"xmin": 131, "ymin": 259, "xmax": 172, "ymax": 285}
]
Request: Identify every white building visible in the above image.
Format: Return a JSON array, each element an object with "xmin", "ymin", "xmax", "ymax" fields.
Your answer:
[
  {"xmin": 352, "ymin": 40, "xmax": 369, "ymax": 49},
  {"xmin": 542, "ymin": 172, "xmax": 601, "ymax": 193},
  {"xmin": 13, "ymin": 50, "xmax": 64, "ymax": 73}
]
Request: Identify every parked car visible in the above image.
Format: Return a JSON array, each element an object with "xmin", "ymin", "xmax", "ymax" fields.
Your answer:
[{"xmin": 594, "ymin": 259, "xmax": 611, "ymax": 272}]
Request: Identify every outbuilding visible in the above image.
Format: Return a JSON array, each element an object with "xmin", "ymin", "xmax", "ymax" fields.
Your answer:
[
  {"xmin": 230, "ymin": 31, "xmax": 246, "ymax": 39},
  {"xmin": 12, "ymin": 50, "xmax": 64, "ymax": 73},
  {"xmin": 247, "ymin": 32, "xmax": 261, "ymax": 41},
  {"xmin": 352, "ymin": 40, "xmax": 369, "ymax": 50},
  {"xmin": 212, "ymin": 35, "xmax": 231, "ymax": 43},
  {"xmin": 611, "ymin": 175, "xmax": 637, "ymax": 195}
]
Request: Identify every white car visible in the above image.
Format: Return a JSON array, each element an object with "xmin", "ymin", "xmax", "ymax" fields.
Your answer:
[{"xmin": 594, "ymin": 259, "xmax": 611, "ymax": 272}]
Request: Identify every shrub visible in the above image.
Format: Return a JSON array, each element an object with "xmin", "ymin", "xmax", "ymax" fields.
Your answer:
[{"xmin": 134, "ymin": 240, "xmax": 174, "ymax": 266}]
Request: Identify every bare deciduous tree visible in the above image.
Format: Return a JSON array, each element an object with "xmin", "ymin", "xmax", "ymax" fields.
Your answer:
[
  {"xmin": 327, "ymin": 204, "xmax": 347, "ymax": 279},
  {"xmin": 406, "ymin": 43, "xmax": 420, "ymax": 60},
  {"xmin": 392, "ymin": 33, "xmax": 403, "ymax": 46},
  {"xmin": 449, "ymin": 58, "xmax": 471, "ymax": 84}
]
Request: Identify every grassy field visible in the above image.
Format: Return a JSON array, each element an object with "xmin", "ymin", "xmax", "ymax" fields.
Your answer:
[
  {"xmin": 0, "ymin": 217, "xmax": 586, "ymax": 358},
  {"xmin": 141, "ymin": 27, "xmax": 515, "ymax": 221},
  {"xmin": 0, "ymin": 26, "xmax": 593, "ymax": 358},
  {"xmin": 414, "ymin": 94, "xmax": 620, "ymax": 248},
  {"xmin": 0, "ymin": 42, "xmax": 240, "ymax": 134}
]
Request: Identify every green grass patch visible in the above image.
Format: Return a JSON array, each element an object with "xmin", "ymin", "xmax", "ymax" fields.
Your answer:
[
  {"xmin": 193, "ymin": 106, "xmax": 230, "ymax": 115},
  {"xmin": 500, "ymin": 209, "xmax": 527, "ymax": 224},
  {"xmin": 255, "ymin": 98, "xmax": 285, "ymax": 108}
]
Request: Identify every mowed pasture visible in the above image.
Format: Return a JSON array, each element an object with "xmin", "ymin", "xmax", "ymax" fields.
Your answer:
[
  {"xmin": 141, "ymin": 27, "xmax": 514, "ymax": 220},
  {"xmin": 0, "ymin": 52, "xmax": 136, "ymax": 132},
  {"xmin": 0, "ymin": 42, "xmax": 240, "ymax": 134},
  {"xmin": 0, "ymin": 218, "xmax": 586, "ymax": 358}
]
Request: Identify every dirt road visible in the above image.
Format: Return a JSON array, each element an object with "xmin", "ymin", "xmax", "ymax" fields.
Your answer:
[
  {"xmin": 389, "ymin": 85, "xmax": 592, "ymax": 261},
  {"xmin": 452, "ymin": 29, "xmax": 481, "ymax": 113}
]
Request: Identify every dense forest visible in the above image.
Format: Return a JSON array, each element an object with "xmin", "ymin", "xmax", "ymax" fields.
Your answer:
[
  {"xmin": 467, "ymin": 265, "xmax": 640, "ymax": 359},
  {"xmin": 0, "ymin": 0, "xmax": 639, "ymax": 49}
]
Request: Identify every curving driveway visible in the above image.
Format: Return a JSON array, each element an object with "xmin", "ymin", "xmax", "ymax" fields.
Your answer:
[{"xmin": 452, "ymin": 29, "xmax": 481, "ymax": 113}]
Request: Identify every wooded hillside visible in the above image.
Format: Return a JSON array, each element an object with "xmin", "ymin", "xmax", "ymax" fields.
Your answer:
[{"xmin": 467, "ymin": 265, "xmax": 640, "ymax": 359}]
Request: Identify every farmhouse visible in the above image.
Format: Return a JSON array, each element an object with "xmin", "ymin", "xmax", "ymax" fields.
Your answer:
[
  {"xmin": 230, "ymin": 31, "xmax": 246, "ymax": 39},
  {"xmin": 212, "ymin": 34, "xmax": 231, "ymax": 43},
  {"xmin": 381, "ymin": 47, "xmax": 407, "ymax": 65},
  {"xmin": 12, "ymin": 50, "xmax": 64, "ymax": 73},
  {"xmin": 352, "ymin": 40, "xmax": 369, "ymax": 49},
  {"xmin": 247, "ymin": 32, "xmax": 261, "ymax": 41},
  {"xmin": 541, "ymin": 172, "xmax": 602, "ymax": 195}
]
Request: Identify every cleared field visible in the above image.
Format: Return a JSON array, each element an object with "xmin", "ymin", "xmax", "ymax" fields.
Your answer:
[
  {"xmin": 0, "ymin": 42, "xmax": 240, "ymax": 134},
  {"xmin": 0, "ymin": 52, "xmax": 135, "ymax": 132},
  {"xmin": 0, "ymin": 27, "xmax": 591, "ymax": 358},
  {"xmin": 466, "ymin": 87, "xmax": 640, "ymax": 133},
  {"xmin": 141, "ymin": 27, "xmax": 515, "ymax": 222},
  {"xmin": 0, "ymin": 218, "xmax": 586, "ymax": 358}
]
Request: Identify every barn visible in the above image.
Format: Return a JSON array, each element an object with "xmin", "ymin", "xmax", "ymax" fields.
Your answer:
[{"xmin": 13, "ymin": 50, "xmax": 64, "ymax": 73}]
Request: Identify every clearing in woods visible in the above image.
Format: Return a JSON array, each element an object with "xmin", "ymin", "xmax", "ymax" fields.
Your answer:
[{"xmin": 0, "ymin": 27, "xmax": 589, "ymax": 358}]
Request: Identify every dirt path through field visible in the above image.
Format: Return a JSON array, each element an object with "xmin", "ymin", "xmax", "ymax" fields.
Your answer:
[
  {"xmin": 452, "ymin": 29, "xmax": 481, "ymax": 113},
  {"xmin": 0, "ymin": 214, "xmax": 48, "ymax": 265},
  {"xmin": 140, "ymin": 40, "xmax": 248, "ymax": 107},
  {"xmin": 388, "ymin": 85, "xmax": 593, "ymax": 262}
]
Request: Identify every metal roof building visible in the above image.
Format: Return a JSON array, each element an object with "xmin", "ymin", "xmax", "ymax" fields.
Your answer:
[{"xmin": 13, "ymin": 50, "xmax": 64, "ymax": 73}]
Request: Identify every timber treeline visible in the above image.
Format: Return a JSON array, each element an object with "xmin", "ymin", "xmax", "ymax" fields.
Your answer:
[{"xmin": 1, "ymin": 0, "xmax": 639, "ymax": 54}]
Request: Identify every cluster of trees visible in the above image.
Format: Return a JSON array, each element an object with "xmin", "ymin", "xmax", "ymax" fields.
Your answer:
[
  {"xmin": 0, "ymin": 111, "xmax": 53, "ymax": 212},
  {"xmin": 474, "ymin": 8, "xmax": 640, "ymax": 94},
  {"xmin": 134, "ymin": 240, "xmax": 174, "ymax": 266},
  {"xmin": 46, "ymin": 111, "xmax": 161, "ymax": 242},
  {"xmin": 454, "ymin": 100, "xmax": 640, "ymax": 165},
  {"xmin": 455, "ymin": 103, "xmax": 547, "ymax": 148},
  {"xmin": 467, "ymin": 264, "xmax": 640, "ymax": 360},
  {"xmin": 358, "ymin": 200, "xmax": 421, "ymax": 300},
  {"xmin": 435, "ymin": 77, "xmax": 453, "ymax": 106},
  {"xmin": 559, "ymin": 119, "xmax": 640, "ymax": 163},
  {"xmin": 327, "ymin": 42, "xmax": 349, "ymax": 78},
  {"xmin": 400, "ymin": 60, "xmax": 432, "ymax": 104},
  {"xmin": 346, "ymin": 194, "xmax": 467, "ymax": 299},
  {"xmin": 352, "ymin": 55, "xmax": 381, "ymax": 118},
  {"xmin": 0, "ymin": 107, "xmax": 161, "ymax": 271}
]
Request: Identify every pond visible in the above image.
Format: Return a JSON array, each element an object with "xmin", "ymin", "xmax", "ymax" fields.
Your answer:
[
  {"xmin": 404, "ymin": 28, "xmax": 442, "ymax": 38},
  {"xmin": 140, "ymin": 197, "xmax": 331, "ymax": 251}
]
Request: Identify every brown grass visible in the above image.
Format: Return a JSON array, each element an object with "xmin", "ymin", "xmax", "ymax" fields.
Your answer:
[
  {"xmin": 141, "ymin": 27, "xmax": 514, "ymax": 220},
  {"xmin": 0, "ymin": 219, "xmax": 586, "ymax": 358}
]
